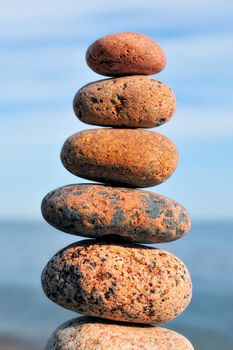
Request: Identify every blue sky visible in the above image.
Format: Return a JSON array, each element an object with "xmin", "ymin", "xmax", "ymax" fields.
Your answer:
[{"xmin": 0, "ymin": 0, "xmax": 233, "ymax": 221}]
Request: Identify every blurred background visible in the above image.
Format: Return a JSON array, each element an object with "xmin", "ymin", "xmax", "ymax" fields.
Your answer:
[{"xmin": 0, "ymin": 1, "xmax": 233, "ymax": 349}]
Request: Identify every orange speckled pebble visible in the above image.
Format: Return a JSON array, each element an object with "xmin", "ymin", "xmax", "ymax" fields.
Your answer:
[
  {"xmin": 41, "ymin": 184, "xmax": 191, "ymax": 244},
  {"xmin": 45, "ymin": 317, "xmax": 194, "ymax": 350},
  {"xmin": 60, "ymin": 129, "xmax": 178, "ymax": 188},
  {"xmin": 41, "ymin": 240, "xmax": 192, "ymax": 324},
  {"xmin": 86, "ymin": 32, "xmax": 166, "ymax": 76},
  {"xmin": 73, "ymin": 76, "xmax": 176, "ymax": 128}
]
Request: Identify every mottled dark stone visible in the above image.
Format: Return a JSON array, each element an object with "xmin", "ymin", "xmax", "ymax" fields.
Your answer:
[
  {"xmin": 143, "ymin": 195, "xmax": 164, "ymax": 219},
  {"xmin": 111, "ymin": 207, "xmax": 125, "ymax": 225},
  {"xmin": 41, "ymin": 184, "xmax": 191, "ymax": 244}
]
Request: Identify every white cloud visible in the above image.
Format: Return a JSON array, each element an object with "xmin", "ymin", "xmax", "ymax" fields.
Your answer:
[
  {"xmin": 160, "ymin": 107, "xmax": 233, "ymax": 140},
  {"xmin": 0, "ymin": 47, "xmax": 89, "ymax": 100},
  {"xmin": 0, "ymin": 1, "xmax": 233, "ymax": 39},
  {"xmin": 154, "ymin": 33, "xmax": 232, "ymax": 92},
  {"xmin": 2, "ymin": 0, "xmax": 232, "ymax": 22}
]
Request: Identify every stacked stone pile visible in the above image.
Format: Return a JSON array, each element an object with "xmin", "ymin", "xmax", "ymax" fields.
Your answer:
[{"xmin": 41, "ymin": 32, "xmax": 194, "ymax": 349}]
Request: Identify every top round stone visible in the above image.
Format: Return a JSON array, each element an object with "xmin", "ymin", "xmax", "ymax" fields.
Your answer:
[{"xmin": 86, "ymin": 32, "xmax": 166, "ymax": 77}]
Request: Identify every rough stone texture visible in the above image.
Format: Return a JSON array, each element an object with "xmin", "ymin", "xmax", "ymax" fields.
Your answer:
[
  {"xmin": 73, "ymin": 76, "xmax": 176, "ymax": 128},
  {"xmin": 60, "ymin": 129, "xmax": 178, "ymax": 188},
  {"xmin": 42, "ymin": 240, "xmax": 192, "ymax": 324},
  {"xmin": 45, "ymin": 316, "xmax": 194, "ymax": 350},
  {"xmin": 41, "ymin": 184, "xmax": 191, "ymax": 244},
  {"xmin": 86, "ymin": 32, "xmax": 166, "ymax": 77}
]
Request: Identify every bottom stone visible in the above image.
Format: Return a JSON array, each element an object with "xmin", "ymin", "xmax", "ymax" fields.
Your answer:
[{"xmin": 45, "ymin": 316, "xmax": 194, "ymax": 350}]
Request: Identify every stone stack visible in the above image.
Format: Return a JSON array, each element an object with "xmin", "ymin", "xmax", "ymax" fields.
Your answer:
[{"xmin": 41, "ymin": 32, "xmax": 194, "ymax": 349}]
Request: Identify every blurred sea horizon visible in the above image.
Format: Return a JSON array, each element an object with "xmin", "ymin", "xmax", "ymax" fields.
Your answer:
[{"xmin": 0, "ymin": 220, "xmax": 232, "ymax": 350}]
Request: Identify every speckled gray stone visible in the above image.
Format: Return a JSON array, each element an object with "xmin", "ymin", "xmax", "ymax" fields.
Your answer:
[
  {"xmin": 45, "ymin": 316, "xmax": 194, "ymax": 350},
  {"xmin": 41, "ymin": 184, "xmax": 191, "ymax": 244},
  {"xmin": 41, "ymin": 240, "xmax": 192, "ymax": 324}
]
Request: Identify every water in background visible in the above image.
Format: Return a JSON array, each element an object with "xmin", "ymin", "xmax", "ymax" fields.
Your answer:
[{"xmin": 0, "ymin": 221, "xmax": 232, "ymax": 350}]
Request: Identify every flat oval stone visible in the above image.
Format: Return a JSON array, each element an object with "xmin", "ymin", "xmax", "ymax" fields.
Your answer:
[
  {"xmin": 73, "ymin": 76, "xmax": 176, "ymax": 128},
  {"xmin": 86, "ymin": 32, "xmax": 166, "ymax": 76},
  {"xmin": 45, "ymin": 316, "xmax": 194, "ymax": 350},
  {"xmin": 60, "ymin": 129, "xmax": 178, "ymax": 188},
  {"xmin": 41, "ymin": 184, "xmax": 191, "ymax": 244},
  {"xmin": 42, "ymin": 240, "xmax": 192, "ymax": 324}
]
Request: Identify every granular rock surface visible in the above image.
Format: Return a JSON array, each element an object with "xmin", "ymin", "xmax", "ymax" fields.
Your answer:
[
  {"xmin": 41, "ymin": 240, "xmax": 192, "ymax": 324},
  {"xmin": 45, "ymin": 316, "xmax": 194, "ymax": 350},
  {"xmin": 86, "ymin": 32, "xmax": 166, "ymax": 76},
  {"xmin": 73, "ymin": 76, "xmax": 176, "ymax": 128},
  {"xmin": 60, "ymin": 129, "xmax": 178, "ymax": 188},
  {"xmin": 41, "ymin": 184, "xmax": 191, "ymax": 243}
]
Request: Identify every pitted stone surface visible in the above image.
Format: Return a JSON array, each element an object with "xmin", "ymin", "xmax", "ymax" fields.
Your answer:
[{"xmin": 73, "ymin": 76, "xmax": 176, "ymax": 128}]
